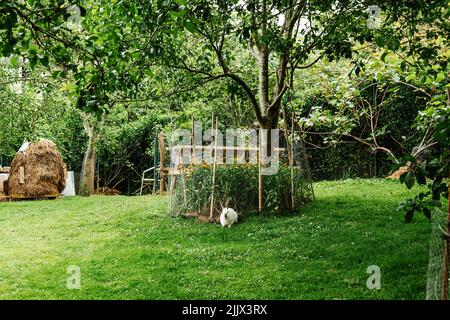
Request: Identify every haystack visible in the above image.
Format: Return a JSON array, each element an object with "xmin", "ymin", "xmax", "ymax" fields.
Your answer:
[{"xmin": 6, "ymin": 139, "xmax": 67, "ymax": 198}]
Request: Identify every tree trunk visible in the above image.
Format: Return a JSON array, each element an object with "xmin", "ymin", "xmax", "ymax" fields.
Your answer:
[
  {"xmin": 257, "ymin": 0, "xmax": 272, "ymax": 129},
  {"xmin": 258, "ymin": 47, "xmax": 269, "ymax": 106},
  {"xmin": 237, "ymin": 0, "xmax": 297, "ymax": 130},
  {"xmin": 79, "ymin": 119, "xmax": 98, "ymax": 197}
]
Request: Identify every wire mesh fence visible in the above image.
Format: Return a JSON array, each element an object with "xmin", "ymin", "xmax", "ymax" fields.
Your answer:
[
  {"xmin": 167, "ymin": 127, "xmax": 314, "ymax": 221},
  {"xmin": 426, "ymin": 207, "xmax": 449, "ymax": 300}
]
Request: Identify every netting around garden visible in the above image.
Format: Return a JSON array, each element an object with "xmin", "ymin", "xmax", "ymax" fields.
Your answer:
[
  {"xmin": 167, "ymin": 128, "xmax": 314, "ymax": 221},
  {"xmin": 426, "ymin": 207, "xmax": 449, "ymax": 300}
]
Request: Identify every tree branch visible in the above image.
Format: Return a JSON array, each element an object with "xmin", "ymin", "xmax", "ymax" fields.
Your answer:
[{"xmin": 268, "ymin": 85, "xmax": 288, "ymax": 112}]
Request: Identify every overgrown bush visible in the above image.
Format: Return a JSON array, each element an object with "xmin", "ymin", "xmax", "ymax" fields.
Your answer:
[{"xmin": 170, "ymin": 163, "xmax": 314, "ymax": 217}]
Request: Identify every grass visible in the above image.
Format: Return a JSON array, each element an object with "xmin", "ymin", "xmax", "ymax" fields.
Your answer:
[{"xmin": 0, "ymin": 179, "xmax": 433, "ymax": 300}]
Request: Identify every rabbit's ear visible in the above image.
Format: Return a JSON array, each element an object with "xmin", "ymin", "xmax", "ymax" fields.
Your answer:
[
  {"xmin": 225, "ymin": 198, "xmax": 231, "ymax": 207},
  {"xmin": 220, "ymin": 202, "xmax": 224, "ymax": 210}
]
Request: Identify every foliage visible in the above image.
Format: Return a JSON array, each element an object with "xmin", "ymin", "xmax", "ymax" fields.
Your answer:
[
  {"xmin": 1, "ymin": 0, "xmax": 448, "ymax": 201},
  {"xmin": 295, "ymin": 57, "xmax": 432, "ymax": 157},
  {"xmin": 306, "ymin": 143, "xmax": 381, "ymax": 181},
  {"xmin": 134, "ymin": 0, "xmax": 449, "ymax": 128},
  {"xmin": 396, "ymin": 98, "xmax": 450, "ymax": 222},
  {"xmin": 95, "ymin": 105, "xmax": 169, "ymax": 193},
  {"xmin": 389, "ymin": 3, "xmax": 450, "ymax": 222},
  {"xmin": 286, "ymin": 55, "xmax": 431, "ymax": 180},
  {"xmin": 0, "ymin": 0, "xmax": 158, "ymax": 114},
  {"xmin": 0, "ymin": 0, "xmax": 167, "ymax": 195},
  {"xmin": 0, "ymin": 57, "xmax": 86, "ymax": 168}
]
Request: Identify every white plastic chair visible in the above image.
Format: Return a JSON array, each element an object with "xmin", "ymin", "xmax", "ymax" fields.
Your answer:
[{"xmin": 139, "ymin": 166, "xmax": 155, "ymax": 196}]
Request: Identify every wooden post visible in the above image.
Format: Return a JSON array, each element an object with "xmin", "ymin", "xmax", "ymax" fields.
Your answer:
[
  {"xmin": 290, "ymin": 114, "xmax": 295, "ymax": 210},
  {"xmin": 211, "ymin": 112, "xmax": 215, "ymax": 162},
  {"xmin": 209, "ymin": 117, "xmax": 218, "ymax": 220},
  {"xmin": 191, "ymin": 115, "xmax": 195, "ymax": 164},
  {"xmin": 96, "ymin": 157, "xmax": 100, "ymax": 192},
  {"xmin": 281, "ymin": 104, "xmax": 293, "ymax": 165},
  {"xmin": 152, "ymin": 130, "xmax": 158, "ymax": 194},
  {"xmin": 258, "ymin": 137, "xmax": 262, "ymax": 213},
  {"xmin": 158, "ymin": 132, "xmax": 166, "ymax": 193},
  {"xmin": 181, "ymin": 168, "xmax": 187, "ymax": 203}
]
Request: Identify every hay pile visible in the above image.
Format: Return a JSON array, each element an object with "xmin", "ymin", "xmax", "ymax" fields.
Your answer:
[{"xmin": 6, "ymin": 139, "xmax": 67, "ymax": 198}]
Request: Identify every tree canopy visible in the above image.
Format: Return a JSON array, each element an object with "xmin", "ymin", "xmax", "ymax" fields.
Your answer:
[{"xmin": 0, "ymin": 0, "xmax": 449, "ymax": 203}]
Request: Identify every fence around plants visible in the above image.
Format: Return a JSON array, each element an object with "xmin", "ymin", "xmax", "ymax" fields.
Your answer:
[
  {"xmin": 167, "ymin": 125, "xmax": 314, "ymax": 220},
  {"xmin": 426, "ymin": 205, "xmax": 450, "ymax": 300}
]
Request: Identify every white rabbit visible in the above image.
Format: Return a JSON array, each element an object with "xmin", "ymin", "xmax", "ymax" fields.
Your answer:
[{"xmin": 220, "ymin": 199, "xmax": 238, "ymax": 228}]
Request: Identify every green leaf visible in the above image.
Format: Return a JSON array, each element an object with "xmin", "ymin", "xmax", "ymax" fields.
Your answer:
[
  {"xmin": 423, "ymin": 207, "xmax": 431, "ymax": 220},
  {"xmin": 184, "ymin": 21, "xmax": 196, "ymax": 33},
  {"xmin": 427, "ymin": 199, "xmax": 442, "ymax": 207},
  {"xmin": 10, "ymin": 56, "xmax": 19, "ymax": 67},
  {"xmin": 4, "ymin": 11, "xmax": 18, "ymax": 29},
  {"xmin": 40, "ymin": 55, "xmax": 49, "ymax": 67},
  {"xmin": 415, "ymin": 167, "xmax": 426, "ymax": 185},
  {"xmin": 400, "ymin": 61, "xmax": 406, "ymax": 71},
  {"xmin": 51, "ymin": 70, "xmax": 61, "ymax": 79},
  {"xmin": 435, "ymin": 72, "xmax": 445, "ymax": 83},
  {"xmin": 403, "ymin": 154, "xmax": 417, "ymax": 165},
  {"xmin": 28, "ymin": 44, "xmax": 38, "ymax": 57},
  {"xmin": 405, "ymin": 209, "xmax": 414, "ymax": 223},
  {"xmin": 2, "ymin": 42, "xmax": 13, "ymax": 56},
  {"xmin": 29, "ymin": 56, "xmax": 38, "ymax": 69},
  {"xmin": 404, "ymin": 172, "xmax": 415, "ymax": 189},
  {"xmin": 399, "ymin": 171, "xmax": 407, "ymax": 184},
  {"xmin": 405, "ymin": 73, "xmax": 416, "ymax": 82}
]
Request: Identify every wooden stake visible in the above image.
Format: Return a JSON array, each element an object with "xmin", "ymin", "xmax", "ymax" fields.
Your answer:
[
  {"xmin": 191, "ymin": 115, "xmax": 195, "ymax": 164},
  {"xmin": 176, "ymin": 151, "xmax": 187, "ymax": 204},
  {"xmin": 281, "ymin": 104, "xmax": 293, "ymax": 165},
  {"xmin": 181, "ymin": 170, "xmax": 187, "ymax": 203},
  {"xmin": 169, "ymin": 175, "xmax": 177, "ymax": 194},
  {"xmin": 152, "ymin": 130, "xmax": 158, "ymax": 194},
  {"xmin": 290, "ymin": 114, "xmax": 295, "ymax": 210},
  {"xmin": 211, "ymin": 112, "xmax": 215, "ymax": 162},
  {"xmin": 209, "ymin": 117, "xmax": 218, "ymax": 220},
  {"xmin": 158, "ymin": 132, "xmax": 166, "ymax": 193}
]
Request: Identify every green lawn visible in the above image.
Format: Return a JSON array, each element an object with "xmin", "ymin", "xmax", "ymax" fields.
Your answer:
[{"xmin": 0, "ymin": 179, "xmax": 432, "ymax": 299}]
